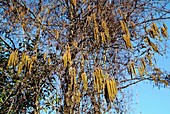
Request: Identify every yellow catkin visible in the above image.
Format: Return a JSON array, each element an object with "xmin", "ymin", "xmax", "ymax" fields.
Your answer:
[
  {"xmin": 146, "ymin": 37, "xmax": 159, "ymax": 52},
  {"xmin": 111, "ymin": 80, "xmax": 117, "ymax": 99},
  {"xmin": 86, "ymin": 16, "xmax": 91, "ymax": 25},
  {"xmin": 128, "ymin": 61, "xmax": 136, "ymax": 76},
  {"xmin": 29, "ymin": 61, "xmax": 33, "ymax": 72},
  {"xmin": 151, "ymin": 75, "xmax": 157, "ymax": 83},
  {"xmin": 67, "ymin": 51, "xmax": 71, "ymax": 62},
  {"xmin": 98, "ymin": 69, "xmax": 102, "ymax": 86},
  {"xmin": 98, "ymin": 78, "xmax": 101, "ymax": 93},
  {"xmin": 7, "ymin": 50, "xmax": 18, "ymax": 67},
  {"xmin": 27, "ymin": 57, "xmax": 31, "ymax": 66},
  {"xmin": 130, "ymin": 21, "xmax": 136, "ymax": 28},
  {"xmin": 120, "ymin": 20, "xmax": 128, "ymax": 34},
  {"xmin": 101, "ymin": 20, "xmax": 110, "ymax": 40},
  {"xmin": 141, "ymin": 58, "xmax": 146, "ymax": 68},
  {"xmin": 105, "ymin": 79, "xmax": 117, "ymax": 102},
  {"xmin": 109, "ymin": 80, "xmax": 114, "ymax": 101},
  {"xmin": 94, "ymin": 69, "xmax": 100, "ymax": 91},
  {"xmin": 122, "ymin": 33, "xmax": 132, "ymax": 48},
  {"xmin": 106, "ymin": 80, "xmax": 111, "ymax": 100},
  {"xmin": 18, "ymin": 62, "xmax": 23, "ymax": 74},
  {"xmin": 152, "ymin": 23, "xmax": 159, "ymax": 34},
  {"xmin": 146, "ymin": 54, "xmax": 152, "ymax": 66},
  {"xmin": 21, "ymin": 52, "xmax": 26, "ymax": 63},
  {"xmin": 76, "ymin": 91, "xmax": 81, "ymax": 103},
  {"xmin": 54, "ymin": 30, "xmax": 59, "ymax": 39},
  {"xmin": 62, "ymin": 45, "xmax": 72, "ymax": 67},
  {"xmin": 161, "ymin": 80, "xmax": 168, "ymax": 86},
  {"xmin": 122, "ymin": 35, "xmax": 128, "ymax": 47},
  {"xmin": 91, "ymin": 13, "xmax": 96, "ymax": 21},
  {"xmin": 62, "ymin": 53, "xmax": 67, "ymax": 67},
  {"xmin": 91, "ymin": 13, "xmax": 99, "ymax": 41},
  {"xmin": 73, "ymin": 68, "xmax": 76, "ymax": 86},
  {"xmin": 82, "ymin": 72, "xmax": 88, "ymax": 90},
  {"xmin": 71, "ymin": 0, "xmax": 76, "ymax": 6},
  {"xmin": 138, "ymin": 66, "xmax": 144, "ymax": 77},
  {"xmin": 16, "ymin": 53, "xmax": 36, "ymax": 74},
  {"xmin": 120, "ymin": 20, "xmax": 126, "ymax": 32},
  {"xmin": 149, "ymin": 29, "xmax": 156, "ymax": 38},
  {"xmin": 25, "ymin": 55, "xmax": 30, "ymax": 66},
  {"xmin": 72, "ymin": 41, "xmax": 78, "ymax": 47},
  {"xmin": 131, "ymin": 62, "xmax": 136, "ymax": 76},
  {"xmin": 32, "ymin": 55, "xmax": 37, "ymax": 61},
  {"xmin": 154, "ymin": 68, "xmax": 161, "ymax": 73},
  {"xmin": 93, "ymin": 23, "xmax": 99, "ymax": 40},
  {"xmin": 150, "ymin": 42, "xmax": 158, "ymax": 52},
  {"xmin": 48, "ymin": 58, "xmax": 51, "ymax": 65},
  {"xmin": 120, "ymin": 20, "xmax": 132, "ymax": 48},
  {"xmin": 117, "ymin": 9, "xmax": 123, "ymax": 17},
  {"xmin": 14, "ymin": 50, "xmax": 18, "ymax": 66},
  {"xmin": 161, "ymin": 27, "xmax": 168, "ymax": 38},
  {"xmin": 95, "ymin": 69, "xmax": 100, "ymax": 92},
  {"xmin": 100, "ymin": 32, "xmax": 106, "ymax": 44},
  {"xmin": 12, "ymin": 51, "xmax": 16, "ymax": 66},
  {"xmin": 113, "ymin": 80, "xmax": 117, "ymax": 100},
  {"xmin": 70, "ymin": 77, "xmax": 73, "ymax": 91},
  {"xmin": 65, "ymin": 95, "xmax": 70, "ymax": 106},
  {"xmin": 69, "ymin": 67, "xmax": 77, "ymax": 91},
  {"xmin": 96, "ymin": 75, "xmax": 99, "ymax": 91},
  {"xmin": 67, "ymin": 45, "xmax": 71, "ymax": 63},
  {"xmin": 43, "ymin": 52, "xmax": 47, "ymax": 60},
  {"xmin": 98, "ymin": 69, "xmax": 105, "ymax": 90}
]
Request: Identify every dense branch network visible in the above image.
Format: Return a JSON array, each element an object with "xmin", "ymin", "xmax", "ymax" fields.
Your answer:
[{"xmin": 0, "ymin": 0, "xmax": 170, "ymax": 113}]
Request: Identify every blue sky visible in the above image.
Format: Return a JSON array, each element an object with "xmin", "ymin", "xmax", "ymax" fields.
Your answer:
[
  {"xmin": 134, "ymin": 81, "xmax": 170, "ymax": 114},
  {"xmin": 133, "ymin": 20, "xmax": 170, "ymax": 114}
]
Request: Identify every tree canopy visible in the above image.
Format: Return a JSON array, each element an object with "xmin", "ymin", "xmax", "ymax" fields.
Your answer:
[{"xmin": 0, "ymin": 0, "xmax": 170, "ymax": 113}]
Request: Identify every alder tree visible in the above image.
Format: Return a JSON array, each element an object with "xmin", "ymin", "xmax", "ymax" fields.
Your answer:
[{"xmin": 0, "ymin": 0, "xmax": 170, "ymax": 113}]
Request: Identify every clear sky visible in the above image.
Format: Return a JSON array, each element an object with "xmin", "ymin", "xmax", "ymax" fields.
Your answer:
[
  {"xmin": 133, "ymin": 19, "xmax": 170, "ymax": 114},
  {"xmin": 133, "ymin": 81, "xmax": 170, "ymax": 114}
]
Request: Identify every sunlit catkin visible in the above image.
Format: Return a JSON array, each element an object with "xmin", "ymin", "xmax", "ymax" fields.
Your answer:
[
  {"xmin": 62, "ymin": 45, "xmax": 72, "ymax": 67},
  {"xmin": 101, "ymin": 20, "xmax": 110, "ymax": 40},
  {"xmin": 161, "ymin": 27, "xmax": 168, "ymax": 38},
  {"xmin": 76, "ymin": 91, "xmax": 81, "ymax": 103},
  {"xmin": 138, "ymin": 66, "xmax": 145, "ymax": 77},
  {"xmin": 43, "ymin": 52, "xmax": 47, "ymax": 60},
  {"xmin": 120, "ymin": 20, "xmax": 132, "ymax": 48},
  {"xmin": 101, "ymin": 32, "xmax": 106, "ymax": 44},
  {"xmin": 7, "ymin": 50, "xmax": 18, "ymax": 67},
  {"xmin": 69, "ymin": 67, "xmax": 76, "ymax": 91},
  {"xmin": 71, "ymin": 0, "xmax": 76, "ymax": 6},
  {"xmin": 94, "ymin": 68, "xmax": 105, "ymax": 92},
  {"xmin": 82, "ymin": 72, "xmax": 88, "ymax": 90},
  {"xmin": 105, "ymin": 79, "xmax": 117, "ymax": 102}
]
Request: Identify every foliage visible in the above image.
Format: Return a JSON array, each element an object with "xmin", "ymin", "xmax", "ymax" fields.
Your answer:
[{"xmin": 0, "ymin": 0, "xmax": 170, "ymax": 113}]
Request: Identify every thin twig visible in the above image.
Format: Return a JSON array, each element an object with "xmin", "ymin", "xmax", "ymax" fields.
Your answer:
[{"xmin": 0, "ymin": 36, "xmax": 13, "ymax": 50}]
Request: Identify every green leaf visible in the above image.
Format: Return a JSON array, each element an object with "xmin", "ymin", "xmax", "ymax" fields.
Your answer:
[{"xmin": 0, "ymin": 98, "xmax": 3, "ymax": 103}]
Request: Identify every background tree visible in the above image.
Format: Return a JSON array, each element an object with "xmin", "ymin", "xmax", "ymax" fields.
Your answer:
[{"xmin": 0, "ymin": 0, "xmax": 170, "ymax": 113}]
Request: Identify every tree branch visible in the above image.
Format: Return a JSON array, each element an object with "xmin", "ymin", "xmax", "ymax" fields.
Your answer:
[
  {"xmin": 0, "ymin": 36, "xmax": 14, "ymax": 50},
  {"xmin": 118, "ymin": 78, "xmax": 147, "ymax": 90}
]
